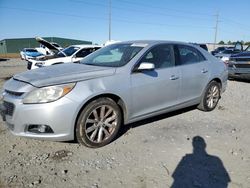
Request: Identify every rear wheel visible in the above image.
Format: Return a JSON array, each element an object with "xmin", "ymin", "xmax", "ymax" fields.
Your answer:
[
  {"xmin": 76, "ymin": 97, "xmax": 122, "ymax": 148},
  {"xmin": 198, "ymin": 81, "xmax": 221, "ymax": 111}
]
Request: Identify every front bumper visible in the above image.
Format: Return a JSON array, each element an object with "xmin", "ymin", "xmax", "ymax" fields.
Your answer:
[
  {"xmin": 228, "ymin": 66, "xmax": 250, "ymax": 79},
  {"xmin": 0, "ymin": 94, "xmax": 79, "ymax": 141}
]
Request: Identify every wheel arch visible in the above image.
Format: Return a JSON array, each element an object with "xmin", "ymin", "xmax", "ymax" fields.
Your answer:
[
  {"xmin": 74, "ymin": 93, "xmax": 128, "ymax": 139},
  {"xmin": 209, "ymin": 77, "xmax": 222, "ymax": 88}
]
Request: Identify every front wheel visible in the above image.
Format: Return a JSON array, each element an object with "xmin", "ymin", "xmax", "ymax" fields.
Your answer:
[
  {"xmin": 198, "ymin": 81, "xmax": 221, "ymax": 111},
  {"xmin": 76, "ymin": 97, "xmax": 122, "ymax": 148}
]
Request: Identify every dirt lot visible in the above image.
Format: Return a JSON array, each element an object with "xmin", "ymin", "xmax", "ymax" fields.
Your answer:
[{"xmin": 0, "ymin": 58, "xmax": 250, "ymax": 188}]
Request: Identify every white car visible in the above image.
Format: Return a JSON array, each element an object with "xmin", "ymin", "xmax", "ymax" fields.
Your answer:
[
  {"xmin": 20, "ymin": 48, "xmax": 45, "ymax": 60},
  {"xmin": 27, "ymin": 45, "xmax": 101, "ymax": 70},
  {"xmin": 20, "ymin": 37, "xmax": 63, "ymax": 61}
]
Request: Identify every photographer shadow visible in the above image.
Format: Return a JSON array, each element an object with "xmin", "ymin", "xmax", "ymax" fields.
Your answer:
[{"xmin": 171, "ymin": 136, "xmax": 230, "ymax": 188}]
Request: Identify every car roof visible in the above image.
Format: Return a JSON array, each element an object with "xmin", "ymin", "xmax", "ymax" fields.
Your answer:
[
  {"xmin": 69, "ymin": 44, "xmax": 102, "ymax": 49},
  {"xmin": 118, "ymin": 40, "xmax": 198, "ymax": 47}
]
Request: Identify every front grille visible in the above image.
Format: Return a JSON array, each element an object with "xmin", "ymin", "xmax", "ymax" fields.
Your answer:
[
  {"xmin": 27, "ymin": 61, "xmax": 32, "ymax": 70},
  {"xmin": 234, "ymin": 64, "xmax": 250, "ymax": 68},
  {"xmin": 3, "ymin": 101, "xmax": 15, "ymax": 116},
  {"xmin": 232, "ymin": 58, "xmax": 250, "ymax": 62}
]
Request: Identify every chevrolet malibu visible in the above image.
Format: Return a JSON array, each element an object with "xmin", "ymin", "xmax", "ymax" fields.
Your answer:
[{"xmin": 0, "ymin": 41, "xmax": 228, "ymax": 148}]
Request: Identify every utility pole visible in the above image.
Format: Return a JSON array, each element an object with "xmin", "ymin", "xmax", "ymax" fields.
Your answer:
[
  {"xmin": 108, "ymin": 0, "xmax": 112, "ymax": 41},
  {"xmin": 213, "ymin": 13, "xmax": 219, "ymax": 50}
]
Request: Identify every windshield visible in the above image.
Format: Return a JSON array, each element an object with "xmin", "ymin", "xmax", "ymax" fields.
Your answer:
[
  {"xmin": 57, "ymin": 46, "xmax": 80, "ymax": 57},
  {"xmin": 80, "ymin": 43, "xmax": 144, "ymax": 67},
  {"xmin": 245, "ymin": 46, "xmax": 250, "ymax": 52},
  {"xmin": 26, "ymin": 49, "xmax": 38, "ymax": 52}
]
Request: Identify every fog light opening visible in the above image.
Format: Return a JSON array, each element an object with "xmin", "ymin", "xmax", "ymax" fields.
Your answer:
[{"xmin": 27, "ymin": 124, "xmax": 54, "ymax": 133}]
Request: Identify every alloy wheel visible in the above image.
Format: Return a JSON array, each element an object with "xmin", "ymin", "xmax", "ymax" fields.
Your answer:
[
  {"xmin": 84, "ymin": 105, "xmax": 118, "ymax": 143},
  {"xmin": 206, "ymin": 85, "xmax": 220, "ymax": 109}
]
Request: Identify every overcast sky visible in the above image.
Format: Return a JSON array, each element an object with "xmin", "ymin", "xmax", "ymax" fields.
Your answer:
[{"xmin": 0, "ymin": 0, "xmax": 249, "ymax": 44}]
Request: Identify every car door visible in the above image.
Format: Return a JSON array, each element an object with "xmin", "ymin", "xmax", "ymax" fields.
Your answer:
[
  {"xmin": 130, "ymin": 44, "xmax": 181, "ymax": 119},
  {"xmin": 176, "ymin": 45, "xmax": 209, "ymax": 103}
]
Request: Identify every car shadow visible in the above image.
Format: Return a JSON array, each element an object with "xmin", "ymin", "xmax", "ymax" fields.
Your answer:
[
  {"xmin": 118, "ymin": 105, "xmax": 197, "ymax": 138},
  {"xmin": 0, "ymin": 58, "xmax": 9, "ymax": 62},
  {"xmin": 171, "ymin": 136, "xmax": 231, "ymax": 188},
  {"xmin": 70, "ymin": 105, "xmax": 197, "ymax": 145},
  {"xmin": 230, "ymin": 78, "xmax": 250, "ymax": 83}
]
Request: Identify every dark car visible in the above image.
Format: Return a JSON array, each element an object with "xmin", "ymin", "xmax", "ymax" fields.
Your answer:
[
  {"xmin": 228, "ymin": 45, "xmax": 250, "ymax": 79},
  {"xmin": 215, "ymin": 42, "xmax": 244, "ymax": 63},
  {"xmin": 211, "ymin": 47, "xmax": 227, "ymax": 56}
]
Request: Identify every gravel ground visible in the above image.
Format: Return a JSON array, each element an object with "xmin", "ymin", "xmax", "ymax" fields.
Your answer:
[{"xmin": 0, "ymin": 58, "xmax": 250, "ymax": 188}]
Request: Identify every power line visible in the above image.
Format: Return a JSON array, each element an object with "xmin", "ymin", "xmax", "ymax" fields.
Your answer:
[
  {"xmin": 69, "ymin": 0, "xmax": 214, "ymax": 22},
  {"xmin": 116, "ymin": 0, "xmax": 214, "ymax": 17},
  {"xmin": 0, "ymin": 6, "xmax": 213, "ymax": 29}
]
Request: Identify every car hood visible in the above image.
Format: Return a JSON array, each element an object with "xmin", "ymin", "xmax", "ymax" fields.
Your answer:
[
  {"xmin": 215, "ymin": 53, "xmax": 231, "ymax": 58},
  {"xmin": 231, "ymin": 51, "xmax": 250, "ymax": 58},
  {"xmin": 25, "ymin": 51, "xmax": 44, "ymax": 57},
  {"xmin": 13, "ymin": 63, "xmax": 116, "ymax": 87},
  {"xmin": 36, "ymin": 37, "xmax": 61, "ymax": 53}
]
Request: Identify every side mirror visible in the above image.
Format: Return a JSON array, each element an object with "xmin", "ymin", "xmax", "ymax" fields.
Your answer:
[{"xmin": 137, "ymin": 62, "xmax": 155, "ymax": 71}]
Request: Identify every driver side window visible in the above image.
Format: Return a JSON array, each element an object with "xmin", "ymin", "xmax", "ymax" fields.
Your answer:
[{"xmin": 140, "ymin": 44, "xmax": 175, "ymax": 69}]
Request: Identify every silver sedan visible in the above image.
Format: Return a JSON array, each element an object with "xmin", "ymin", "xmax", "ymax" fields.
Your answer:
[{"xmin": 0, "ymin": 40, "xmax": 228, "ymax": 147}]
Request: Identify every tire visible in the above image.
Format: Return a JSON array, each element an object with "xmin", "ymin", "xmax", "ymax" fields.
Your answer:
[
  {"xmin": 76, "ymin": 97, "xmax": 122, "ymax": 148},
  {"xmin": 198, "ymin": 81, "xmax": 221, "ymax": 111}
]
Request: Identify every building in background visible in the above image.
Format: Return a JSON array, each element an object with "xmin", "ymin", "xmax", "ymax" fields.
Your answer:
[{"xmin": 0, "ymin": 37, "xmax": 92, "ymax": 54}]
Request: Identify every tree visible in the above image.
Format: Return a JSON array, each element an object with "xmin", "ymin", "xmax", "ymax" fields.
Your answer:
[
  {"xmin": 227, "ymin": 41, "xmax": 232, "ymax": 45},
  {"xmin": 218, "ymin": 41, "xmax": 225, "ymax": 45},
  {"xmin": 245, "ymin": 41, "xmax": 250, "ymax": 46}
]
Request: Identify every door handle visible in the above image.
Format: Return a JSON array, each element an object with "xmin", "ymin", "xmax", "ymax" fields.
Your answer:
[
  {"xmin": 201, "ymin": 69, "xmax": 208, "ymax": 73},
  {"xmin": 170, "ymin": 75, "xmax": 179, "ymax": 80}
]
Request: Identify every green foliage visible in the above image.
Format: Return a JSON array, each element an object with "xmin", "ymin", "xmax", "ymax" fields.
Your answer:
[{"xmin": 218, "ymin": 41, "xmax": 225, "ymax": 44}]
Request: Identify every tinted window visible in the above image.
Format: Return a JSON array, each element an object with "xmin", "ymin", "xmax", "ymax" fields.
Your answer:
[
  {"xmin": 58, "ymin": 46, "xmax": 80, "ymax": 57},
  {"xmin": 75, "ymin": 48, "xmax": 100, "ymax": 58},
  {"xmin": 140, "ymin": 44, "xmax": 175, "ymax": 69},
  {"xmin": 25, "ymin": 49, "xmax": 38, "ymax": 52},
  {"xmin": 246, "ymin": 46, "xmax": 250, "ymax": 52},
  {"xmin": 178, "ymin": 45, "xmax": 206, "ymax": 65}
]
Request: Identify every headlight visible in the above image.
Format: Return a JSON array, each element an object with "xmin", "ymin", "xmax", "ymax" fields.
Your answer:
[{"xmin": 23, "ymin": 83, "xmax": 75, "ymax": 104}]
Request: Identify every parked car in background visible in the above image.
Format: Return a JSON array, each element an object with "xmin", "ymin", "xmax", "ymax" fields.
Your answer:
[
  {"xmin": 211, "ymin": 46, "xmax": 227, "ymax": 56},
  {"xmin": 27, "ymin": 44, "xmax": 101, "ymax": 69},
  {"xmin": 20, "ymin": 48, "xmax": 45, "ymax": 60},
  {"xmin": 228, "ymin": 45, "xmax": 250, "ymax": 79},
  {"xmin": 20, "ymin": 37, "xmax": 63, "ymax": 61},
  {"xmin": 215, "ymin": 42, "xmax": 243, "ymax": 63},
  {"xmin": 35, "ymin": 37, "xmax": 63, "ymax": 57},
  {"xmin": 0, "ymin": 40, "xmax": 228, "ymax": 148}
]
